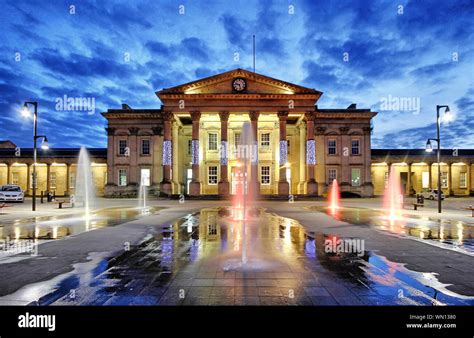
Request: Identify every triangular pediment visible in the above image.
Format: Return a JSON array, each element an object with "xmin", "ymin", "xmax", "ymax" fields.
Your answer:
[{"xmin": 156, "ymin": 68, "xmax": 322, "ymax": 97}]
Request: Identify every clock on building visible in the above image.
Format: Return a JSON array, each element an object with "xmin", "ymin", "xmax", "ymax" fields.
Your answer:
[{"xmin": 232, "ymin": 77, "xmax": 247, "ymax": 92}]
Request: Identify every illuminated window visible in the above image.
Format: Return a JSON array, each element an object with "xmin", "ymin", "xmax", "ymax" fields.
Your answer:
[
  {"xmin": 141, "ymin": 139, "xmax": 150, "ymax": 155},
  {"xmin": 12, "ymin": 172, "xmax": 19, "ymax": 185},
  {"xmin": 118, "ymin": 140, "xmax": 127, "ymax": 155},
  {"xmin": 351, "ymin": 168, "xmax": 361, "ymax": 187},
  {"xmin": 384, "ymin": 171, "xmax": 389, "ymax": 188},
  {"xmin": 208, "ymin": 133, "xmax": 218, "ymax": 150},
  {"xmin": 351, "ymin": 140, "xmax": 360, "ymax": 155},
  {"xmin": 261, "ymin": 166, "xmax": 270, "ymax": 184},
  {"xmin": 50, "ymin": 172, "xmax": 57, "ymax": 189},
  {"xmin": 460, "ymin": 172, "xmax": 467, "ymax": 188},
  {"xmin": 69, "ymin": 173, "xmax": 76, "ymax": 190},
  {"xmin": 234, "ymin": 133, "xmax": 241, "ymax": 146},
  {"xmin": 208, "ymin": 166, "xmax": 218, "ymax": 185},
  {"xmin": 118, "ymin": 169, "xmax": 127, "ymax": 186},
  {"xmin": 261, "ymin": 133, "xmax": 270, "ymax": 149},
  {"xmin": 328, "ymin": 169, "xmax": 337, "ymax": 183},
  {"xmin": 187, "ymin": 139, "xmax": 192, "ymax": 155},
  {"xmin": 328, "ymin": 140, "xmax": 337, "ymax": 155},
  {"xmin": 441, "ymin": 172, "xmax": 448, "ymax": 188}
]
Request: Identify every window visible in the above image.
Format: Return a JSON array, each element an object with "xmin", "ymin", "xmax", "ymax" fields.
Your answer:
[
  {"xmin": 118, "ymin": 169, "xmax": 127, "ymax": 186},
  {"xmin": 50, "ymin": 172, "xmax": 57, "ymax": 189},
  {"xmin": 351, "ymin": 140, "xmax": 360, "ymax": 155},
  {"xmin": 187, "ymin": 139, "xmax": 192, "ymax": 155},
  {"xmin": 460, "ymin": 172, "xmax": 467, "ymax": 188},
  {"xmin": 351, "ymin": 168, "xmax": 361, "ymax": 187},
  {"xmin": 234, "ymin": 133, "xmax": 241, "ymax": 147},
  {"xmin": 12, "ymin": 172, "xmax": 19, "ymax": 185},
  {"xmin": 208, "ymin": 224, "xmax": 217, "ymax": 236},
  {"xmin": 422, "ymin": 171, "xmax": 429, "ymax": 189},
  {"xmin": 441, "ymin": 172, "xmax": 448, "ymax": 188},
  {"xmin": 208, "ymin": 133, "xmax": 218, "ymax": 151},
  {"xmin": 328, "ymin": 140, "xmax": 337, "ymax": 155},
  {"xmin": 208, "ymin": 166, "xmax": 218, "ymax": 185},
  {"xmin": 141, "ymin": 139, "xmax": 150, "ymax": 155},
  {"xmin": 328, "ymin": 169, "xmax": 337, "ymax": 183},
  {"xmin": 261, "ymin": 133, "xmax": 270, "ymax": 149},
  {"xmin": 384, "ymin": 171, "xmax": 389, "ymax": 188},
  {"xmin": 287, "ymin": 138, "xmax": 291, "ymax": 155},
  {"xmin": 261, "ymin": 166, "xmax": 270, "ymax": 184},
  {"xmin": 69, "ymin": 173, "xmax": 76, "ymax": 190},
  {"xmin": 119, "ymin": 140, "xmax": 127, "ymax": 155}
]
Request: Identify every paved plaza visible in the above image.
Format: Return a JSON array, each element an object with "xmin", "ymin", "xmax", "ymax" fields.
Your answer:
[{"xmin": 0, "ymin": 197, "xmax": 473, "ymax": 306}]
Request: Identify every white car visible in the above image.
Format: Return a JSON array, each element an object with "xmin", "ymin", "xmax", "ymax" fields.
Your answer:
[
  {"xmin": 419, "ymin": 189, "xmax": 445, "ymax": 200},
  {"xmin": 0, "ymin": 185, "xmax": 25, "ymax": 202}
]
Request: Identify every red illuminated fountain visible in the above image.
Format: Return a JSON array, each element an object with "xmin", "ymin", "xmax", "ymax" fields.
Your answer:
[
  {"xmin": 328, "ymin": 179, "xmax": 341, "ymax": 216},
  {"xmin": 383, "ymin": 167, "xmax": 404, "ymax": 224}
]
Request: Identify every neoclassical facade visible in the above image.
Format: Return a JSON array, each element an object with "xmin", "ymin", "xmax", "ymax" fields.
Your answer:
[
  {"xmin": 1, "ymin": 69, "xmax": 472, "ymax": 198},
  {"xmin": 102, "ymin": 69, "xmax": 376, "ymax": 197}
]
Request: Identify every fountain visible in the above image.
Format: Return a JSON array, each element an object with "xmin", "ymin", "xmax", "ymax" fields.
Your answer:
[
  {"xmin": 328, "ymin": 179, "xmax": 340, "ymax": 216},
  {"xmin": 383, "ymin": 167, "xmax": 404, "ymax": 223},
  {"xmin": 137, "ymin": 176, "xmax": 148, "ymax": 210},
  {"xmin": 75, "ymin": 147, "xmax": 96, "ymax": 219}
]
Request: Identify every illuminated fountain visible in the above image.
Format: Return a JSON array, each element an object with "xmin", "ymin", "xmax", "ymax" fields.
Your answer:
[
  {"xmin": 328, "ymin": 179, "xmax": 340, "ymax": 216},
  {"xmin": 383, "ymin": 167, "xmax": 404, "ymax": 224},
  {"xmin": 137, "ymin": 176, "xmax": 148, "ymax": 211},
  {"xmin": 75, "ymin": 147, "xmax": 96, "ymax": 219}
]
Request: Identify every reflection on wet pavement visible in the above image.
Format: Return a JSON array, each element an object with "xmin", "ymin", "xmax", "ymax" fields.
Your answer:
[
  {"xmin": 7, "ymin": 207, "xmax": 472, "ymax": 306},
  {"xmin": 0, "ymin": 207, "xmax": 160, "ymax": 241},
  {"xmin": 310, "ymin": 206, "xmax": 474, "ymax": 255}
]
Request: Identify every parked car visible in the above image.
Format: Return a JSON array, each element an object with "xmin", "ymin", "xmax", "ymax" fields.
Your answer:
[
  {"xmin": 419, "ymin": 189, "xmax": 445, "ymax": 200},
  {"xmin": 0, "ymin": 185, "xmax": 25, "ymax": 202}
]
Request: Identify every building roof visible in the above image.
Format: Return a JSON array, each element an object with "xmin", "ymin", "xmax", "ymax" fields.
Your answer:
[{"xmin": 0, "ymin": 148, "xmax": 107, "ymax": 159}]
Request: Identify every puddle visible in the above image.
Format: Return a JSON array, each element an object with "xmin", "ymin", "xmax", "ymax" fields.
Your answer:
[
  {"xmin": 310, "ymin": 206, "xmax": 474, "ymax": 255},
  {"xmin": 2, "ymin": 207, "xmax": 472, "ymax": 306},
  {"xmin": 0, "ymin": 207, "xmax": 161, "ymax": 241}
]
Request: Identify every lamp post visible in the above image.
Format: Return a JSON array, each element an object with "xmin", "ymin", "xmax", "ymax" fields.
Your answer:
[
  {"xmin": 425, "ymin": 105, "xmax": 451, "ymax": 214},
  {"xmin": 22, "ymin": 102, "xmax": 48, "ymax": 211}
]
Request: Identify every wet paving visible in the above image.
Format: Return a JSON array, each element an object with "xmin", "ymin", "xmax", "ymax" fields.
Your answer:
[
  {"xmin": 7, "ymin": 207, "xmax": 472, "ymax": 306},
  {"xmin": 0, "ymin": 207, "xmax": 160, "ymax": 242},
  {"xmin": 311, "ymin": 206, "xmax": 474, "ymax": 255}
]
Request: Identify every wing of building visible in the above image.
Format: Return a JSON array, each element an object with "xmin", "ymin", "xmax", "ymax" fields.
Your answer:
[{"xmin": 0, "ymin": 69, "xmax": 473, "ymax": 198}]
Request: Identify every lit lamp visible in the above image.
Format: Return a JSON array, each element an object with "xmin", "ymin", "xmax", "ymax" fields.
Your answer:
[
  {"xmin": 425, "ymin": 105, "xmax": 451, "ymax": 213},
  {"xmin": 22, "ymin": 102, "xmax": 49, "ymax": 211}
]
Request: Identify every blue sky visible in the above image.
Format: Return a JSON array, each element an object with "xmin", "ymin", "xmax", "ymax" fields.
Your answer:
[{"xmin": 1, "ymin": 0, "xmax": 473, "ymax": 149}]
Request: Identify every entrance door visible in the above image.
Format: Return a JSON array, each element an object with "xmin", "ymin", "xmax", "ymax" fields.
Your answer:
[
  {"xmin": 140, "ymin": 169, "xmax": 150, "ymax": 186},
  {"xmin": 286, "ymin": 167, "xmax": 291, "ymax": 194},
  {"xmin": 231, "ymin": 166, "xmax": 247, "ymax": 195}
]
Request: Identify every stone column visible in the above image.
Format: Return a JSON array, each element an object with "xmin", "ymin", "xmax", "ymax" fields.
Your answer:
[
  {"xmin": 249, "ymin": 111, "xmax": 260, "ymax": 197},
  {"xmin": 105, "ymin": 128, "xmax": 115, "ymax": 187},
  {"xmin": 428, "ymin": 163, "xmax": 433, "ymax": 189},
  {"xmin": 66, "ymin": 163, "xmax": 71, "ymax": 196},
  {"xmin": 160, "ymin": 111, "xmax": 173, "ymax": 195},
  {"xmin": 278, "ymin": 111, "xmax": 290, "ymax": 196},
  {"xmin": 298, "ymin": 121, "xmax": 306, "ymax": 194},
  {"xmin": 305, "ymin": 111, "xmax": 317, "ymax": 195},
  {"xmin": 218, "ymin": 111, "xmax": 230, "ymax": 196},
  {"xmin": 362, "ymin": 126, "xmax": 374, "ymax": 196},
  {"xmin": 7, "ymin": 163, "xmax": 11, "ymax": 184},
  {"xmin": 151, "ymin": 126, "xmax": 163, "ymax": 191},
  {"xmin": 189, "ymin": 111, "xmax": 202, "ymax": 196},
  {"xmin": 448, "ymin": 163, "xmax": 452, "ymax": 196},
  {"xmin": 128, "ymin": 127, "xmax": 139, "ymax": 186},
  {"xmin": 46, "ymin": 163, "xmax": 51, "ymax": 192},
  {"xmin": 172, "ymin": 121, "xmax": 180, "ymax": 194},
  {"xmin": 407, "ymin": 163, "xmax": 412, "ymax": 195},
  {"xmin": 26, "ymin": 164, "xmax": 31, "ymax": 196}
]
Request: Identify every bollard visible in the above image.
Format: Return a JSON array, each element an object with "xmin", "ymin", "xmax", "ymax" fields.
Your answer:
[{"xmin": 40, "ymin": 191, "xmax": 44, "ymax": 204}]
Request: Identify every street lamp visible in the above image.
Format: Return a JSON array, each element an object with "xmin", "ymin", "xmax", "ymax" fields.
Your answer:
[
  {"xmin": 22, "ymin": 102, "xmax": 48, "ymax": 211},
  {"xmin": 425, "ymin": 105, "xmax": 450, "ymax": 213}
]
